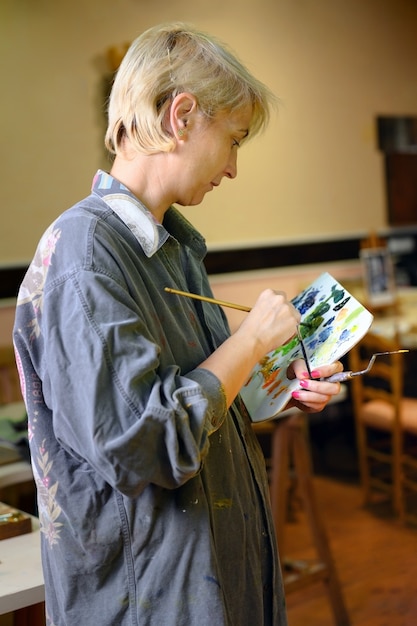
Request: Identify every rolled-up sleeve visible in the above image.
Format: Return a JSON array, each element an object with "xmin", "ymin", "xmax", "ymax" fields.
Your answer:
[{"xmin": 40, "ymin": 268, "xmax": 227, "ymax": 496}]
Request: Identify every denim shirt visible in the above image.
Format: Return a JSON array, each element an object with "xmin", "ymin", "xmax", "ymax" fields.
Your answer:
[{"xmin": 13, "ymin": 171, "xmax": 287, "ymax": 626}]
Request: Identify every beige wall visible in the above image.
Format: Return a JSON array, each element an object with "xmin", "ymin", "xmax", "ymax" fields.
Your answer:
[{"xmin": 1, "ymin": 0, "xmax": 417, "ymax": 265}]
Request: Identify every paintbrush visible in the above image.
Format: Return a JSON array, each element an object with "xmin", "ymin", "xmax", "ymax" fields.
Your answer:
[
  {"xmin": 164, "ymin": 287, "xmax": 252, "ymax": 312},
  {"xmin": 164, "ymin": 287, "xmax": 312, "ymax": 327}
]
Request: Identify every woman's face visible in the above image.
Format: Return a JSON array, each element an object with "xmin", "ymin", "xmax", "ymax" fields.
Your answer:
[{"xmin": 172, "ymin": 104, "xmax": 253, "ymax": 207}]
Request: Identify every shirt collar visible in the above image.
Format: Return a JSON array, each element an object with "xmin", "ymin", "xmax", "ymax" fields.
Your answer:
[{"xmin": 91, "ymin": 169, "xmax": 169, "ymax": 257}]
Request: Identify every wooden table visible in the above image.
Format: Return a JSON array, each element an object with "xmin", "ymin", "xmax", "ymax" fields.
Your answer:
[
  {"xmin": 350, "ymin": 286, "xmax": 417, "ymax": 348},
  {"xmin": 0, "ymin": 403, "xmax": 43, "ymax": 623},
  {"xmin": 0, "ymin": 514, "xmax": 45, "ymax": 623}
]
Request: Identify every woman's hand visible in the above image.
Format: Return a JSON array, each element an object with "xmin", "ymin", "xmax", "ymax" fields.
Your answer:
[
  {"xmin": 286, "ymin": 359, "xmax": 344, "ymax": 413},
  {"xmin": 199, "ymin": 288, "xmax": 301, "ymax": 408},
  {"xmin": 235, "ymin": 289, "xmax": 301, "ymax": 362}
]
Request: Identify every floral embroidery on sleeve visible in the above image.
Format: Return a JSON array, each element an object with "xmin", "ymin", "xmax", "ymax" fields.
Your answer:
[
  {"xmin": 16, "ymin": 224, "xmax": 61, "ymax": 342},
  {"xmin": 33, "ymin": 439, "xmax": 63, "ymax": 547}
]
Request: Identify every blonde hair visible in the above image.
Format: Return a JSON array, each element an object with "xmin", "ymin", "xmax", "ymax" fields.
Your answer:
[{"xmin": 105, "ymin": 22, "xmax": 277, "ymax": 156}]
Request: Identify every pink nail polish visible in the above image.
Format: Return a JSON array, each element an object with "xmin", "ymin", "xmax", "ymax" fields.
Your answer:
[
  {"xmin": 310, "ymin": 370, "xmax": 321, "ymax": 378},
  {"xmin": 292, "ymin": 391, "xmax": 300, "ymax": 399},
  {"xmin": 300, "ymin": 380, "xmax": 309, "ymax": 388}
]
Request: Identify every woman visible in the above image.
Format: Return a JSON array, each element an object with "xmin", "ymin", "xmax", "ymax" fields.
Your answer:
[{"xmin": 13, "ymin": 23, "xmax": 343, "ymax": 626}]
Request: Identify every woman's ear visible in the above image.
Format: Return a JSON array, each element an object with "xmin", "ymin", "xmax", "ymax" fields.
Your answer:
[{"xmin": 169, "ymin": 92, "xmax": 198, "ymax": 141}]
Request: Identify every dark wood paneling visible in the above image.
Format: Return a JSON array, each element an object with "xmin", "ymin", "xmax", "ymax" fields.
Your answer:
[
  {"xmin": 385, "ymin": 154, "xmax": 417, "ymax": 227},
  {"xmin": 0, "ymin": 238, "xmax": 362, "ymax": 299},
  {"xmin": 2, "ymin": 230, "xmax": 417, "ymax": 299},
  {"xmin": 0, "ymin": 266, "xmax": 27, "ymax": 300},
  {"xmin": 203, "ymin": 237, "xmax": 361, "ymax": 275}
]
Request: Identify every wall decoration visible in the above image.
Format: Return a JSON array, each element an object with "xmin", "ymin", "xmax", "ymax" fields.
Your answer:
[{"xmin": 360, "ymin": 246, "xmax": 396, "ymax": 307}]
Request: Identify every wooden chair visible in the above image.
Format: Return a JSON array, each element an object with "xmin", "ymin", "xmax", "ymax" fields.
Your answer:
[
  {"xmin": 253, "ymin": 408, "xmax": 351, "ymax": 626},
  {"xmin": 349, "ymin": 331, "xmax": 417, "ymax": 523}
]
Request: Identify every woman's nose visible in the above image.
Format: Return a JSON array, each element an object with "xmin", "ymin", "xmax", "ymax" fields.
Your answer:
[{"xmin": 224, "ymin": 151, "xmax": 238, "ymax": 179}]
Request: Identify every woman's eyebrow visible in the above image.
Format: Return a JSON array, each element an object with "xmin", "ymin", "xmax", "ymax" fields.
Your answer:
[{"xmin": 237, "ymin": 129, "xmax": 249, "ymax": 140}]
